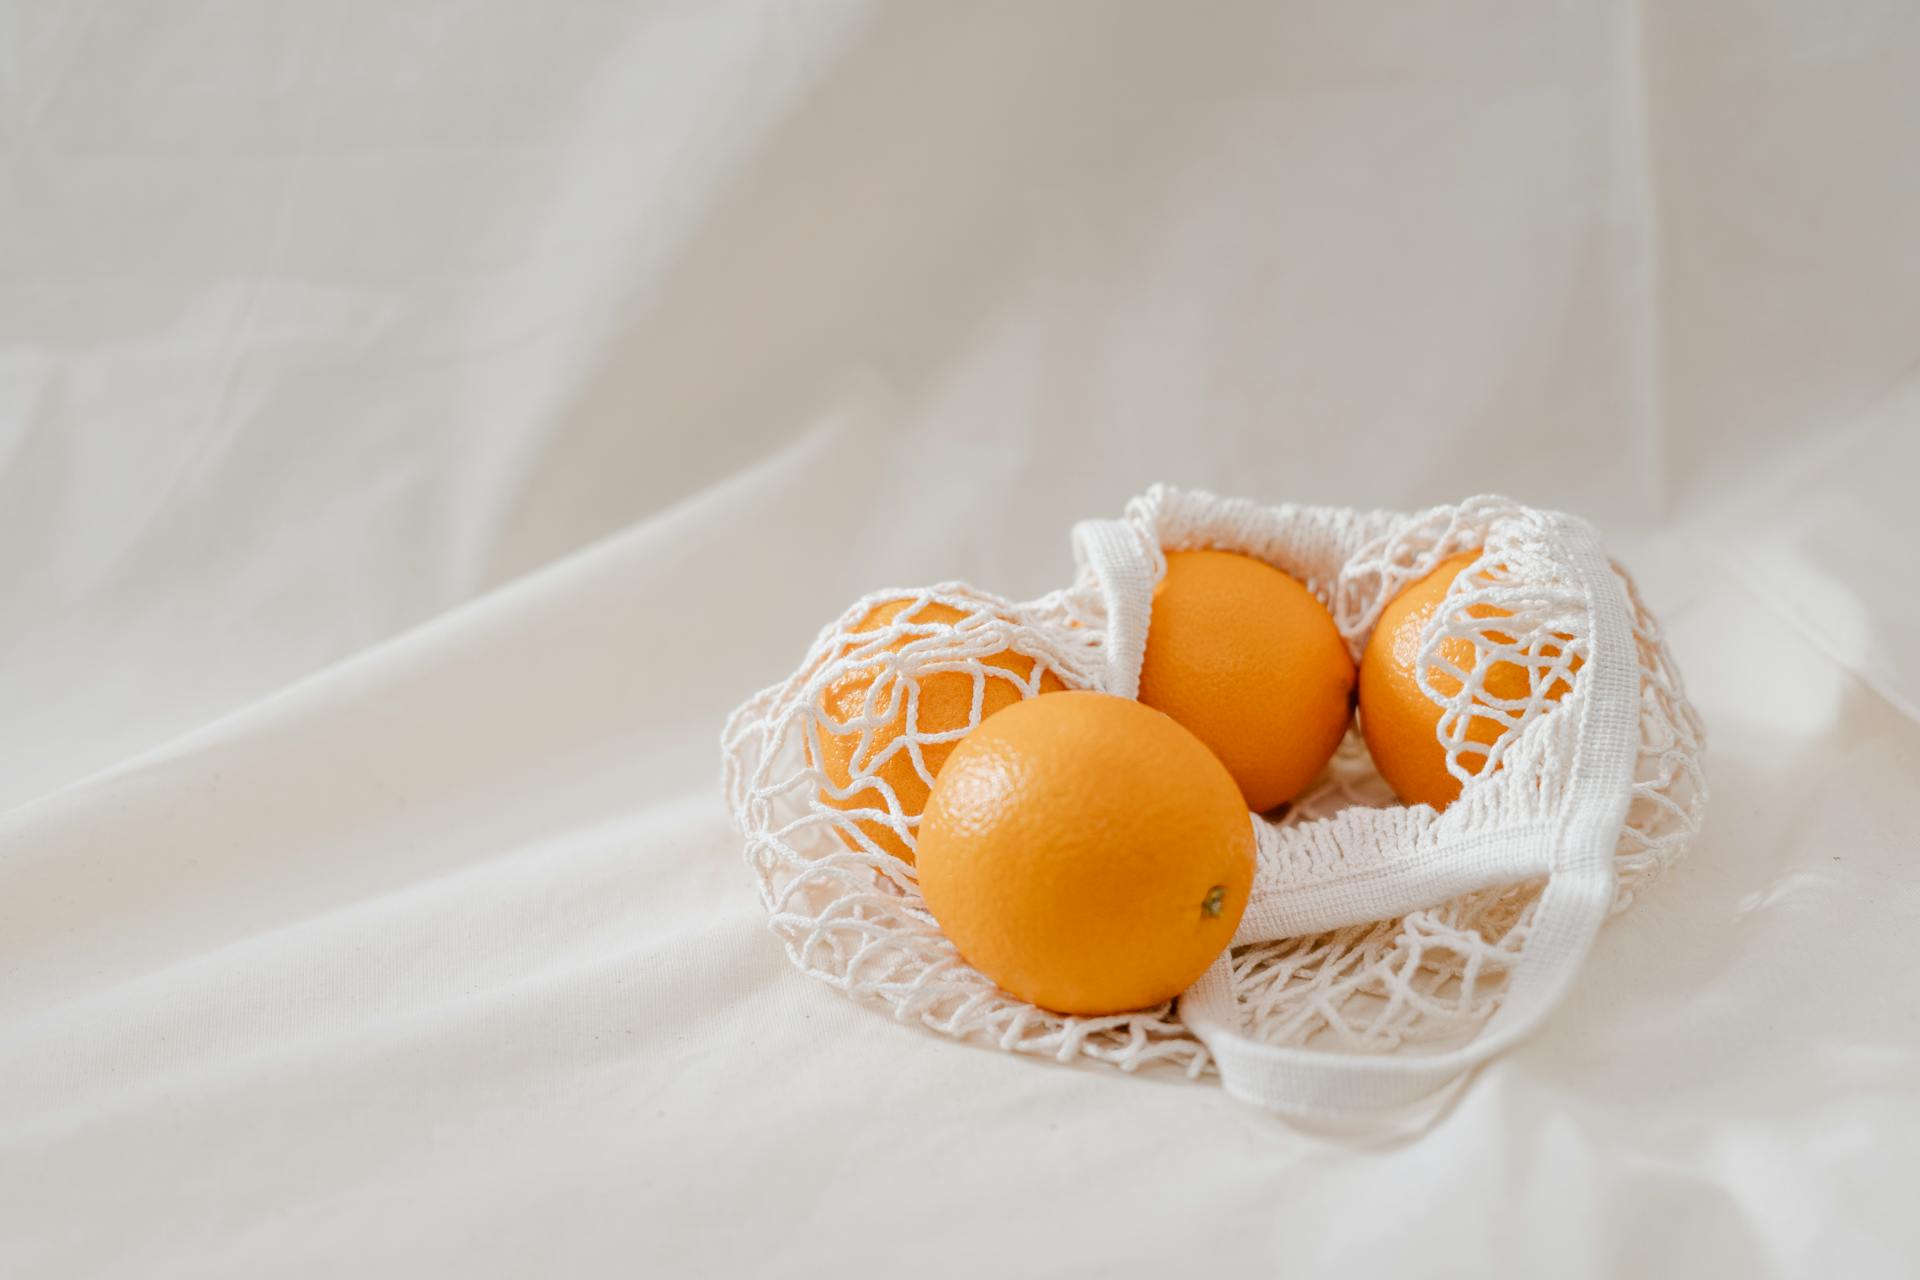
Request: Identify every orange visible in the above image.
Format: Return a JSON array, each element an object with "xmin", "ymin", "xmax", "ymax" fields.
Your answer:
[
  {"xmin": 1358, "ymin": 552, "xmax": 1575, "ymax": 810},
  {"xmin": 916, "ymin": 690, "xmax": 1255, "ymax": 1015},
  {"xmin": 814, "ymin": 597, "xmax": 1064, "ymax": 862},
  {"xmin": 1135, "ymin": 549, "xmax": 1355, "ymax": 812}
]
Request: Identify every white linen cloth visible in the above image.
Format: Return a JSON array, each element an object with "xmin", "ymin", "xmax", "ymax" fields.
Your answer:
[{"xmin": 3, "ymin": 2, "xmax": 1917, "ymax": 1274}]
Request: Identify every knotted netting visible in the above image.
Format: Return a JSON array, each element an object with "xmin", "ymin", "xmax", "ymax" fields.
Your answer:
[{"xmin": 720, "ymin": 486, "xmax": 1705, "ymax": 1114}]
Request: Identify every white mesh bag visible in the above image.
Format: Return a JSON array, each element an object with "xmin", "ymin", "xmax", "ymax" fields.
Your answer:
[{"xmin": 721, "ymin": 485, "xmax": 1705, "ymax": 1118}]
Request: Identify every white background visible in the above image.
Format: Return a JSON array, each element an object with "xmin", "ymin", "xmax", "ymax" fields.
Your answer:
[{"xmin": 3, "ymin": 3, "xmax": 1918, "ymax": 1275}]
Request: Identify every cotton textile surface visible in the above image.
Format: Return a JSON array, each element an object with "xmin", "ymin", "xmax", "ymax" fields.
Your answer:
[{"xmin": 3, "ymin": 2, "xmax": 1919, "ymax": 1277}]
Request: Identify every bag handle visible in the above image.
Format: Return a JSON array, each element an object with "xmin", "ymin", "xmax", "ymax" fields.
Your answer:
[
  {"xmin": 1070, "ymin": 518, "xmax": 1162, "ymax": 700},
  {"xmin": 1078, "ymin": 513, "xmax": 1640, "ymax": 1119}
]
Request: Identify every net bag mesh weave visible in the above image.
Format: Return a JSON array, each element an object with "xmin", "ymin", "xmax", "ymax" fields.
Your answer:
[{"xmin": 720, "ymin": 487, "xmax": 1705, "ymax": 1108}]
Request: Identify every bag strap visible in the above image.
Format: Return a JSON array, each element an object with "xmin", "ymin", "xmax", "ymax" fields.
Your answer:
[
  {"xmin": 1079, "ymin": 514, "xmax": 1641, "ymax": 1118},
  {"xmin": 1070, "ymin": 518, "xmax": 1161, "ymax": 700}
]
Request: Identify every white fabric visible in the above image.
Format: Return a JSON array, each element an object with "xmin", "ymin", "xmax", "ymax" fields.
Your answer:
[{"xmin": 5, "ymin": 2, "xmax": 1920, "ymax": 1275}]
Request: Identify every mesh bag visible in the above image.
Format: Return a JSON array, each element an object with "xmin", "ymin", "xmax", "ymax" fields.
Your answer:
[{"xmin": 721, "ymin": 486, "xmax": 1706, "ymax": 1117}]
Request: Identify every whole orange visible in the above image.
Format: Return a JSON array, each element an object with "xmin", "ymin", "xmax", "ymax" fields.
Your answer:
[
  {"xmin": 814, "ymin": 597, "xmax": 1064, "ymax": 862},
  {"xmin": 915, "ymin": 690, "xmax": 1255, "ymax": 1016},
  {"xmin": 1136, "ymin": 550, "xmax": 1355, "ymax": 812},
  {"xmin": 1358, "ymin": 552, "xmax": 1574, "ymax": 810}
]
